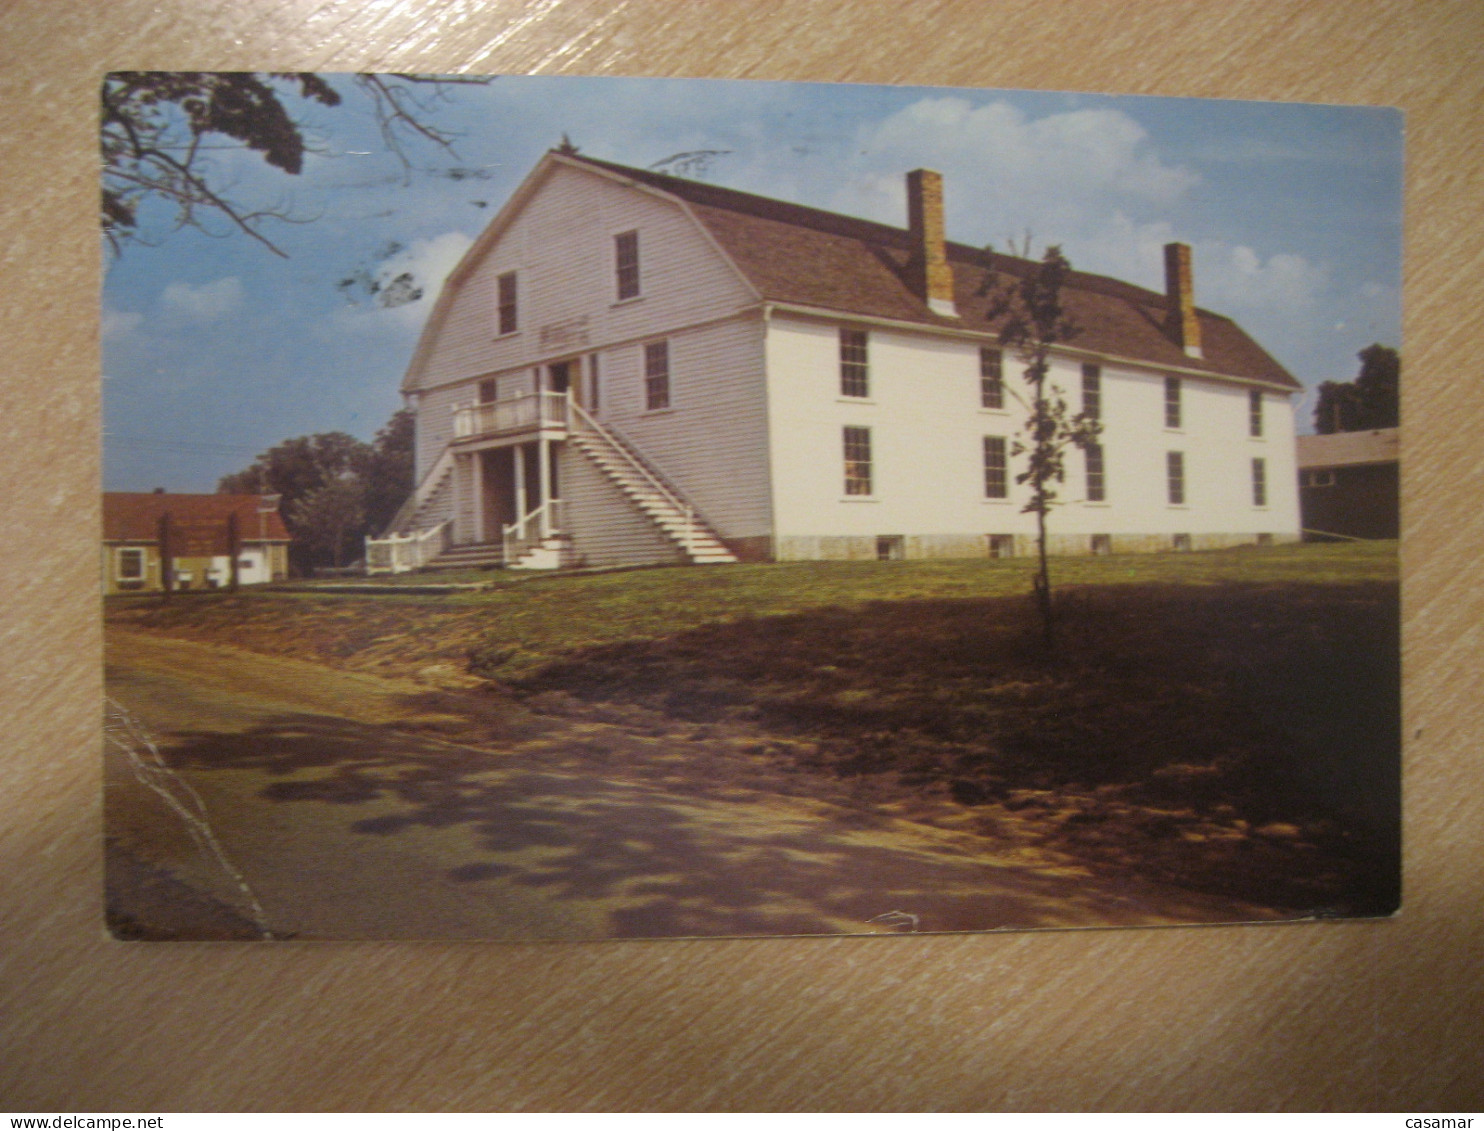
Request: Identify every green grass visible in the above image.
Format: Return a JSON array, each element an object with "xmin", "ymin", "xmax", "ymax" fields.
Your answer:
[
  {"xmin": 108, "ymin": 542, "xmax": 1397, "ymax": 682},
  {"xmin": 105, "ymin": 541, "xmax": 1401, "ymax": 916}
]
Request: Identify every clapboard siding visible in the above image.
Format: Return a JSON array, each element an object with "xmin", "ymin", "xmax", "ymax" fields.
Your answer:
[
  {"xmin": 561, "ymin": 445, "xmax": 687, "ymax": 568},
  {"xmin": 593, "ymin": 314, "xmax": 771, "ymax": 542},
  {"xmin": 412, "ymin": 163, "xmax": 756, "ymax": 394},
  {"xmin": 412, "ymin": 365, "xmax": 539, "ymax": 485}
]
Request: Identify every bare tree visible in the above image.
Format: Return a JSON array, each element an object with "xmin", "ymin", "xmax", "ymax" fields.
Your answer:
[
  {"xmin": 101, "ymin": 72, "xmax": 491, "ymax": 257},
  {"xmin": 987, "ymin": 245, "xmax": 1101, "ymax": 644}
]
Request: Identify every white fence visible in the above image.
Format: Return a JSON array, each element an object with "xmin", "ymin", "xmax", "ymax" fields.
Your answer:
[{"xmin": 364, "ymin": 522, "xmax": 450, "ymax": 575}]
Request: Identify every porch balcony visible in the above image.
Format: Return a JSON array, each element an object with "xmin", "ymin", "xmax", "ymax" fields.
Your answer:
[{"xmin": 452, "ymin": 390, "xmax": 568, "ymax": 447}]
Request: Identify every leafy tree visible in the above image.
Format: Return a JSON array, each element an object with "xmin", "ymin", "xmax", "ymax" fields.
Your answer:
[
  {"xmin": 219, "ymin": 431, "xmax": 372, "ymax": 574},
  {"xmin": 101, "ymin": 72, "xmax": 489, "ymax": 257},
  {"xmin": 361, "ymin": 408, "xmax": 416, "ymax": 537},
  {"xmin": 987, "ymin": 246, "xmax": 1101, "ymax": 644},
  {"xmin": 218, "ymin": 409, "xmax": 414, "ymax": 573},
  {"xmin": 1314, "ymin": 344, "xmax": 1400, "ymax": 433},
  {"xmin": 291, "ymin": 477, "xmax": 367, "ymax": 570}
]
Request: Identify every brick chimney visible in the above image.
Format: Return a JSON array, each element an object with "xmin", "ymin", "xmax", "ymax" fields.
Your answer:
[
  {"xmin": 906, "ymin": 169, "xmax": 957, "ymax": 317},
  {"xmin": 1163, "ymin": 241, "xmax": 1202, "ymax": 358}
]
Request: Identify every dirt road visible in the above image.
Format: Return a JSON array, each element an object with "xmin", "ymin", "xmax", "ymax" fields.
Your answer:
[{"xmin": 104, "ymin": 628, "xmax": 1281, "ymax": 940}]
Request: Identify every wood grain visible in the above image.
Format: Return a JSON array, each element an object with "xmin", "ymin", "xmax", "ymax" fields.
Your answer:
[{"xmin": 2, "ymin": 0, "xmax": 1480, "ymax": 1111}]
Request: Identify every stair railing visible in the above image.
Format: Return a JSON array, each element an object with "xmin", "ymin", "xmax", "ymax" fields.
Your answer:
[
  {"xmin": 569, "ymin": 401, "xmax": 703, "ymax": 554},
  {"xmin": 502, "ymin": 499, "xmax": 565, "ymax": 566}
]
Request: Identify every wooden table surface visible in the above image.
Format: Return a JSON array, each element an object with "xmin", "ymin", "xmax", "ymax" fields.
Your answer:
[{"xmin": 2, "ymin": 0, "xmax": 1480, "ymax": 1112}]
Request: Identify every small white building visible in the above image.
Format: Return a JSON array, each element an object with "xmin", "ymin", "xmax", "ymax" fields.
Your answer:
[{"xmin": 376, "ymin": 150, "xmax": 1301, "ymax": 571}]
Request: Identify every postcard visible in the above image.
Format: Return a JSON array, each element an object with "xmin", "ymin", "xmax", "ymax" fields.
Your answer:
[{"xmin": 101, "ymin": 74, "xmax": 1401, "ymax": 940}]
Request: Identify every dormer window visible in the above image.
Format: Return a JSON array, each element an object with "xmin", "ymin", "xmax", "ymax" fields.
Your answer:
[
  {"xmin": 496, "ymin": 271, "xmax": 518, "ymax": 335},
  {"xmin": 615, "ymin": 230, "xmax": 640, "ymax": 300}
]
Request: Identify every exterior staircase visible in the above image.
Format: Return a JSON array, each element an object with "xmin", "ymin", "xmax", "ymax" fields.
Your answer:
[
  {"xmin": 423, "ymin": 541, "xmax": 505, "ymax": 571},
  {"xmin": 569, "ymin": 404, "xmax": 737, "ymax": 565}
]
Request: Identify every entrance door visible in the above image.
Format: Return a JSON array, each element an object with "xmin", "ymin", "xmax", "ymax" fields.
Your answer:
[{"xmin": 548, "ymin": 360, "xmax": 580, "ymax": 407}]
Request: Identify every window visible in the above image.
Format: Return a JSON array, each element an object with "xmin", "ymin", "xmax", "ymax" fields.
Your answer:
[
  {"xmin": 988, "ymin": 534, "xmax": 1015, "ymax": 558},
  {"xmin": 1249, "ymin": 389, "xmax": 1264, "ymax": 437},
  {"xmin": 1303, "ymin": 469, "xmax": 1336, "ymax": 488},
  {"xmin": 876, "ymin": 535, "xmax": 904, "ymax": 561},
  {"xmin": 1090, "ymin": 534, "xmax": 1112, "ymax": 556},
  {"xmin": 1085, "ymin": 443, "xmax": 1106, "ymax": 502},
  {"xmin": 644, "ymin": 341, "xmax": 669, "ymax": 411},
  {"xmin": 843, "ymin": 426, "xmax": 873, "ymax": 496},
  {"xmin": 983, "ymin": 435, "xmax": 1008, "ymax": 499},
  {"xmin": 840, "ymin": 329, "xmax": 869, "ymax": 397},
  {"xmin": 615, "ymin": 230, "xmax": 640, "ymax": 300},
  {"xmin": 1167, "ymin": 451, "xmax": 1186, "ymax": 505},
  {"xmin": 478, "ymin": 378, "xmax": 497, "ymax": 403},
  {"xmin": 1165, "ymin": 376, "xmax": 1182, "ymax": 429},
  {"xmin": 588, "ymin": 353, "xmax": 600, "ymax": 412},
  {"xmin": 1252, "ymin": 457, "xmax": 1268, "ymax": 507},
  {"xmin": 980, "ymin": 347, "xmax": 1004, "ymax": 409},
  {"xmin": 1082, "ymin": 363, "xmax": 1102, "ymax": 420},
  {"xmin": 117, "ymin": 547, "xmax": 144, "ymax": 579},
  {"xmin": 496, "ymin": 271, "xmax": 518, "ymax": 335}
]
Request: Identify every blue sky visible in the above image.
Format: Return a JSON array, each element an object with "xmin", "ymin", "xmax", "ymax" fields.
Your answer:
[{"xmin": 102, "ymin": 75, "xmax": 1403, "ymax": 492}]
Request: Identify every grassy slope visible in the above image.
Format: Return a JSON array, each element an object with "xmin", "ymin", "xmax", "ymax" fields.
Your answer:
[
  {"xmin": 107, "ymin": 542, "xmax": 1397, "ymax": 681},
  {"xmin": 106, "ymin": 543, "xmax": 1400, "ymax": 916}
]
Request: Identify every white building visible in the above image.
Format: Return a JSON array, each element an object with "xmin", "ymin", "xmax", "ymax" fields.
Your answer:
[{"xmin": 373, "ymin": 150, "xmax": 1301, "ymax": 572}]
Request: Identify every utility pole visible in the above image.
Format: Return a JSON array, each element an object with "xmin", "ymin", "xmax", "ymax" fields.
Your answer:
[
  {"xmin": 227, "ymin": 507, "xmax": 241, "ymax": 593},
  {"xmin": 156, "ymin": 511, "xmax": 173, "ymax": 604}
]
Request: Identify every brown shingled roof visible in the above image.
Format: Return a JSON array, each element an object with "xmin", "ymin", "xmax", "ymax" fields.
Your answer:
[
  {"xmin": 103, "ymin": 493, "xmax": 291, "ymax": 555},
  {"xmin": 571, "ymin": 154, "xmax": 1299, "ymax": 390}
]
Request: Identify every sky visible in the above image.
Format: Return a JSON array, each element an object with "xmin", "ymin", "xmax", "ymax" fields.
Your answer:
[{"xmin": 101, "ymin": 75, "xmax": 1403, "ymax": 492}]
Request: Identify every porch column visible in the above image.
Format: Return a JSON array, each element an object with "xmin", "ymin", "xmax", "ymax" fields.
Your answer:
[
  {"xmin": 512, "ymin": 443, "xmax": 526, "ymax": 537},
  {"xmin": 471, "ymin": 449, "xmax": 485, "ymax": 544},
  {"xmin": 538, "ymin": 435, "xmax": 552, "ymax": 538},
  {"xmin": 452, "ymin": 453, "xmax": 465, "ymax": 544}
]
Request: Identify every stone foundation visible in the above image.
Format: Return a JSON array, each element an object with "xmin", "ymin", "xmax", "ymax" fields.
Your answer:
[{"xmin": 772, "ymin": 531, "xmax": 1299, "ymax": 562}]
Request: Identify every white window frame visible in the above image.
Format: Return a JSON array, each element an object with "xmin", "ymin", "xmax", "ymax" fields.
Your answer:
[
  {"xmin": 1165, "ymin": 376, "xmax": 1183, "ymax": 430},
  {"xmin": 843, "ymin": 425, "xmax": 873, "ymax": 497},
  {"xmin": 1082, "ymin": 363, "xmax": 1102, "ymax": 421},
  {"xmin": 839, "ymin": 329, "xmax": 870, "ymax": 399},
  {"xmin": 115, "ymin": 546, "xmax": 146, "ymax": 580},
  {"xmin": 643, "ymin": 340, "xmax": 670, "ymax": 412},
  {"xmin": 1167, "ymin": 450, "xmax": 1186, "ymax": 506},
  {"xmin": 1085, "ymin": 442, "xmax": 1106, "ymax": 503},
  {"xmin": 983, "ymin": 435, "xmax": 1008, "ymax": 500},
  {"xmin": 980, "ymin": 347, "xmax": 1004, "ymax": 410},
  {"xmin": 1252, "ymin": 457, "xmax": 1268, "ymax": 507},
  {"xmin": 496, "ymin": 270, "xmax": 519, "ymax": 336},
  {"xmin": 614, "ymin": 230, "xmax": 641, "ymax": 302}
]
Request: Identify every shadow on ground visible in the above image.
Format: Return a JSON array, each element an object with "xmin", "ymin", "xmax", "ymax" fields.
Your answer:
[
  {"xmin": 502, "ymin": 581, "xmax": 1401, "ymax": 918},
  {"xmin": 153, "ymin": 700, "xmax": 1260, "ymax": 938}
]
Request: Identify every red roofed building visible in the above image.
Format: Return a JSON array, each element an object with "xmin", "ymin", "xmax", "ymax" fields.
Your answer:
[
  {"xmin": 102, "ymin": 492, "xmax": 291, "ymax": 594},
  {"xmin": 375, "ymin": 151, "xmax": 1301, "ymax": 571}
]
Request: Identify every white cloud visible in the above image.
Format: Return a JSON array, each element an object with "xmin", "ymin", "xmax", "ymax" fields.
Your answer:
[
  {"xmin": 328, "ymin": 230, "xmax": 474, "ymax": 337},
  {"xmin": 101, "ymin": 307, "xmax": 144, "ymax": 341},
  {"xmin": 822, "ymin": 97, "xmax": 1200, "ymax": 238},
  {"xmin": 160, "ymin": 276, "xmax": 244, "ymax": 323},
  {"xmin": 1195, "ymin": 244, "xmax": 1328, "ymax": 313}
]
